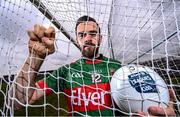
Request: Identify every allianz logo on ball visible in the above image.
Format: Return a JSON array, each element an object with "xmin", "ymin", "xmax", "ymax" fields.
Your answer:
[{"xmin": 128, "ymin": 71, "xmax": 158, "ymax": 93}]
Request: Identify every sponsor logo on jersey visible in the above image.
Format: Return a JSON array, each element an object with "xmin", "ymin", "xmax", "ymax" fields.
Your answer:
[
  {"xmin": 128, "ymin": 71, "xmax": 158, "ymax": 93},
  {"xmin": 71, "ymin": 88, "xmax": 105, "ymax": 106},
  {"xmin": 64, "ymin": 83, "xmax": 112, "ymax": 112}
]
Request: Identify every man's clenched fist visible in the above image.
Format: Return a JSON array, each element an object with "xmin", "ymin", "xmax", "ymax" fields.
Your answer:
[{"xmin": 27, "ymin": 24, "xmax": 55, "ymax": 58}]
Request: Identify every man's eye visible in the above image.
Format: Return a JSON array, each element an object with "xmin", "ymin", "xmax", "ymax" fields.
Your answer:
[
  {"xmin": 78, "ymin": 33, "xmax": 84, "ymax": 38},
  {"xmin": 77, "ymin": 31, "xmax": 98, "ymax": 38},
  {"xmin": 89, "ymin": 33, "xmax": 96, "ymax": 37}
]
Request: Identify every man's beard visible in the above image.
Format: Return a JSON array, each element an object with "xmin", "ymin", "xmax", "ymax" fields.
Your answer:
[{"xmin": 81, "ymin": 41, "xmax": 99, "ymax": 59}]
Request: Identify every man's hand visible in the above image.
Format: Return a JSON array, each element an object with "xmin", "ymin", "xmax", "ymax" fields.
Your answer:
[
  {"xmin": 27, "ymin": 24, "xmax": 55, "ymax": 58},
  {"xmin": 137, "ymin": 88, "xmax": 176, "ymax": 116}
]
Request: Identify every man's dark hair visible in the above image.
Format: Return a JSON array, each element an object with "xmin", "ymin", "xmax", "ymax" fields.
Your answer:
[{"xmin": 75, "ymin": 15, "xmax": 101, "ymax": 33}]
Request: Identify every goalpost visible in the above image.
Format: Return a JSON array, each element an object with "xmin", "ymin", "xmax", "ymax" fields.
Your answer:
[{"xmin": 0, "ymin": 0, "xmax": 180, "ymax": 116}]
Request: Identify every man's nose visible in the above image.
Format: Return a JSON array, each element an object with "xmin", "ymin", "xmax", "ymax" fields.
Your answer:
[{"xmin": 84, "ymin": 33, "xmax": 93, "ymax": 41}]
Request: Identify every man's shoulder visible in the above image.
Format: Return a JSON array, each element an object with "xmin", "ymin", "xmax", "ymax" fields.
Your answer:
[
  {"xmin": 70, "ymin": 58, "xmax": 82, "ymax": 65},
  {"xmin": 61, "ymin": 58, "xmax": 82, "ymax": 68},
  {"xmin": 54, "ymin": 59, "xmax": 81, "ymax": 73},
  {"xmin": 101, "ymin": 55, "xmax": 121, "ymax": 64}
]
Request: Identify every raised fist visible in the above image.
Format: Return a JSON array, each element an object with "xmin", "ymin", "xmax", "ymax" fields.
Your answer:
[{"xmin": 27, "ymin": 24, "xmax": 55, "ymax": 58}]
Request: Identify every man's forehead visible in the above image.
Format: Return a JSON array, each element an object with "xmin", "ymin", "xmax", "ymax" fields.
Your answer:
[{"xmin": 77, "ymin": 21, "xmax": 98, "ymax": 32}]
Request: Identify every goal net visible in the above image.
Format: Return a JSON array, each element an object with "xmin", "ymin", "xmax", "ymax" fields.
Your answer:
[{"xmin": 0, "ymin": 0, "xmax": 180, "ymax": 116}]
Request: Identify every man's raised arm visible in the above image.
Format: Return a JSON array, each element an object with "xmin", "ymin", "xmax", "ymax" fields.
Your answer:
[{"xmin": 8, "ymin": 24, "xmax": 55, "ymax": 109}]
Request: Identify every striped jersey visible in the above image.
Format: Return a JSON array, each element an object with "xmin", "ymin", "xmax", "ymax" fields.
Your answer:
[{"xmin": 37, "ymin": 54, "xmax": 121, "ymax": 116}]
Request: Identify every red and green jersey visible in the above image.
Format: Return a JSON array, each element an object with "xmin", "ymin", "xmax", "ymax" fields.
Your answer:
[{"xmin": 37, "ymin": 54, "xmax": 121, "ymax": 116}]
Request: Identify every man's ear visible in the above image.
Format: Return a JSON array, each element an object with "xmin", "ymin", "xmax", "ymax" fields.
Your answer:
[
  {"xmin": 99, "ymin": 35, "xmax": 102, "ymax": 44},
  {"xmin": 76, "ymin": 38, "xmax": 81, "ymax": 48}
]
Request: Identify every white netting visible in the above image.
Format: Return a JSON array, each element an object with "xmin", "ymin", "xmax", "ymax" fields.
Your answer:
[{"xmin": 0, "ymin": 0, "xmax": 180, "ymax": 116}]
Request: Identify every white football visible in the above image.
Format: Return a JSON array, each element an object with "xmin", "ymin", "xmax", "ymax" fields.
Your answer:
[{"xmin": 110, "ymin": 64, "xmax": 169, "ymax": 113}]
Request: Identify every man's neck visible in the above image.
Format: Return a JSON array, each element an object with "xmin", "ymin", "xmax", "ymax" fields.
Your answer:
[{"xmin": 82, "ymin": 54, "xmax": 101, "ymax": 60}]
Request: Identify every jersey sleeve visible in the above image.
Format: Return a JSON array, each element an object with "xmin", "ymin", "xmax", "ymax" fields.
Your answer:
[{"xmin": 37, "ymin": 66, "xmax": 68, "ymax": 94}]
